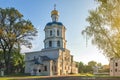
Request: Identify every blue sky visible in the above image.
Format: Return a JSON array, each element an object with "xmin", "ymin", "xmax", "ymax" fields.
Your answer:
[{"xmin": 0, "ymin": 0, "xmax": 109, "ymax": 65}]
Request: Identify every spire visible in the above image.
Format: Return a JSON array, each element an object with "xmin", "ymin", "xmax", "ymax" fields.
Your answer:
[
  {"xmin": 54, "ymin": 4, "xmax": 56, "ymax": 10},
  {"xmin": 51, "ymin": 4, "xmax": 59, "ymax": 22}
]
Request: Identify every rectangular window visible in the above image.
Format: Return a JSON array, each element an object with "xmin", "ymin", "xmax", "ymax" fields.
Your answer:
[
  {"xmin": 39, "ymin": 69, "xmax": 41, "ymax": 72},
  {"xmin": 50, "ymin": 30, "xmax": 52, "ymax": 36},
  {"xmin": 49, "ymin": 41, "xmax": 52, "ymax": 47},
  {"xmin": 57, "ymin": 30, "xmax": 59, "ymax": 36},
  {"xmin": 44, "ymin": 66, "xmax": 47, "ymax": 71},
  {"xmin": 111, "ymin": 70, "xmax": 112, "ymax": 72},
  {"xmin": 57, "ymin": 41, "xmax": 60, "ymax": 47},
  {"xmin": 115, "ymin": 63, "xmax": 118, "ymax": 67}
]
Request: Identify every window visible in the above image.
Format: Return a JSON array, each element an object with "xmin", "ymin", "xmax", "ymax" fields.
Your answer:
[
  {"xmin": 39, "ymin": 69, "xmax": 41, "ymax": 72},
  {"xmin": 49, "ymin": 41, "xmax": 52, "ymax": 47},
  {"xmin": 57, "ymin": 41, "xmax": 60, "ymax": 47},
  {"xmin": 115, "ymin": 63, "xmax": 118, "ymax": 67},
  {"xmin": 50, "ymin": 30, "xmax": 52, "ymax": 36},
  {"xmin": 57, "ymin": 30, "xmax": 59, "ymax": 36},
  {"xmin": 115, "ymin": 69, "xmax": 117, "ymax": 72},
  {"xmin": 44, "ymin": 66, "xmax": 47, "ymax": 71}
]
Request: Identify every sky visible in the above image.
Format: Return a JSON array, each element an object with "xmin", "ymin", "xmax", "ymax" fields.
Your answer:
[{"xmin": 0, "ymin": 0, "xmax": 109, "ymax": 65}]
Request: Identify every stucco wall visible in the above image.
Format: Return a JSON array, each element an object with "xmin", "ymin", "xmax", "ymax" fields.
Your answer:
[{"xmin": 110, "ymin": 58, "xmax": 120, "ymax": 76}]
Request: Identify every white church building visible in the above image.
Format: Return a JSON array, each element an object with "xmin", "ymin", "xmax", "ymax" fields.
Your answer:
[{"xmin": 25, "ymin": 6, "xmax": 78, "ymax": 76}]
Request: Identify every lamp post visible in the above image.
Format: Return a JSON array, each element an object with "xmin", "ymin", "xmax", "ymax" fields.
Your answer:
[{"xmin": 0, "ymin": 60, "xmax": 5, "ymax": 76}]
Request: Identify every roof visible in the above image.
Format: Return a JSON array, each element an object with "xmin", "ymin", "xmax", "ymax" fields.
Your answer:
[
  {"xmin": 46, "ymin": 21, "xmax": 63, "ymax": 26},
  {"xmin": 34, "ymin": 56, "xmax": 53, "ymax": 65},
  {"xmin": 41, "ymin": 56, "xmax": 51, "ymax": 61}
]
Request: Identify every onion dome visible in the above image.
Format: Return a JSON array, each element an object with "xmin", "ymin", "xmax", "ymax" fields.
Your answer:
[
  {"xmin": 51, "ymin": 4, "xmax": 59, "ymax": 16},
  {"xmin": 51, "ymin": 10, "xmax": 59, "ymax": 16}
]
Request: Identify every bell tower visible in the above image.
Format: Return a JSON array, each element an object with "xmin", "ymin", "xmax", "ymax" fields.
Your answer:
[{"xmin": 44, "ymin": 5, "xmax": 66, "ymax": 49}]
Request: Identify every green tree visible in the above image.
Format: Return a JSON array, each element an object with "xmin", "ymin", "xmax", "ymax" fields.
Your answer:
[
  {"xmin": 97, "ymin": 63, "xmax": 102, "ymax": 68},
  {"xmin": 99, "ymin": 65, "xmax": 109, "ymax": 73},
  {"xmin": 82, "ymin": 0, "xmax": 120, "ymax": 58},
  {"xmin": 0, "ymin": 48, "xmax": 25, "ymax": 73},
  {"xmin": 86, "ymin": 61, "xmax": 97, "ymax": 73},
  {"xmin": 84, "ymin": 65, "xmax": 93, "ymax": 73},
  {"xmin": 78, "ymin": 62, "xmax": 85, "ymax": 73},
  {"xmin": 11, "ymin": 48, "xmax": 25, "ymax": 73},
  {"xmin": 88, "ymin": 61, "xmax": 97, "ymax": 67},
  {"xmin": 0, "ymin": 8, "xmax": 37, "ymax": 74}
]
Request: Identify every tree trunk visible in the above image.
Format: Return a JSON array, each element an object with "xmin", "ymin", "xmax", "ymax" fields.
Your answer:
[{"xmin": 6, "ymin": 45, "xmax": 13, "ymax": 74}]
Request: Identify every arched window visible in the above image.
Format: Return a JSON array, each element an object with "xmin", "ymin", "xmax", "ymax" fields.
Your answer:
[
  {"xmin": 57, "ymin": 41, "xmax": 60, "ymax": 47},
  {"xmin": 49, "ymin": 41, "xmax": 52, "ymax": 47},
  {"xmin": 50, "ymin": 30, "xmax": 52, "ymax": 36},
  {"xmin": 57, "ymin": 30, "xmax": 59, "ymax": 36}
]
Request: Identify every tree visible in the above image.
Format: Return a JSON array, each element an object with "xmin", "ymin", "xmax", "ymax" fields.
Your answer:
[
  {"xmin": 102, "ymin": 65, "xmax": 109, "ymax": 72},
  {"xmin": 0, "ymin": 48, "xmax": 25, "ymax": 73},
  {"xmin": 11, "ymin": 48, "xmax": 25, "ymax": 73},
  {"xmin": 82, "ymin": 0, "xmax": 120, "ymax": 58},
  {"xmin": 86, "ymin": 61, "xmax": 97, "ymax": 73},
  {"xmin": 97, "ymin": 63, "xmax": 102, "ymax": 68},
  {"xmin": 0, "ymin": 8, "xmax": 37, "ymax": 74},
  {"xmin": 78, "ymin": 62, "xmax": 85, "ymax": 73},
  {"xmin": 88, "ymin": 61, "xmax": 97, "ymax": 67},
  {"xmin": 84, "ymin": 65, "xmax": 93, "ymax": 73}
]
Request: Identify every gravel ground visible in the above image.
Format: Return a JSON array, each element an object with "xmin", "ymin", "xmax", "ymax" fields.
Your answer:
[{"xmin": 11, "ymin": 76, "xmax": 120, "ymax": 80}]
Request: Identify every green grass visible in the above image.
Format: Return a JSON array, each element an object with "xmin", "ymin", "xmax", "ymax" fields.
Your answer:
[
  {"xmin": 1, "ymin": 73, "xmax": 120, "ymax": 80},
  {"xmin": 0, "ymin": 73, "xmax": 41, "ymax": 80},
  {"xmin": 0, "ymin": 73, "xmax": 94, "ymax": 80},
  {"xmin": 70, "ymin": 73, "xmax": 94, "ymax": 77},
  {"xmin": 0, "ymin": 77, "xmax": 10, "ymax": 80},
  {"xmin": 72, "ymin": 73, "xmax": 120, "ymax": 78},
  {"xmin": 0, "ymin": 76, "xmax": 42, "ymax": 80}
]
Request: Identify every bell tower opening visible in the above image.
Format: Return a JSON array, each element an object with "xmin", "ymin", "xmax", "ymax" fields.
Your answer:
[
  {"xmin": 57, "ymin": 29, "xmax": 59, "ymax": 36},
  {"xmin": 49, "ymin": 41, "xmax": 52, "ymax": 47},
  {"xmin": 50, "ymin": 30, "xmax": 52, "ymax": 36}
]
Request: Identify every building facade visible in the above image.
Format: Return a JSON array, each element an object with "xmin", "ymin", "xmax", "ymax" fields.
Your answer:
[
  {"xmin": 25, "ymin": 6, "xmax": 78, "ymax": 76},
  {"xmin": 110, "ymin": 58, "xmax": 120, "ymax": 76}
]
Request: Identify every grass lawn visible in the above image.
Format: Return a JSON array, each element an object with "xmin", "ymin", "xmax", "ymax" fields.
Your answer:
[
  {"xmin": 72, "ymin": 73, "xmax": 94, "ymax": 76},
  {"xmin": 0, "ymin": 73, "xmax": 42, "ymax": 80},
  {"xmin": 0, "ymin": 76, "xmax": 42, "ymax": 80},
  {"xmin": 0, "ymin": 73, "xmax": 120, "ymax": 80}
]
